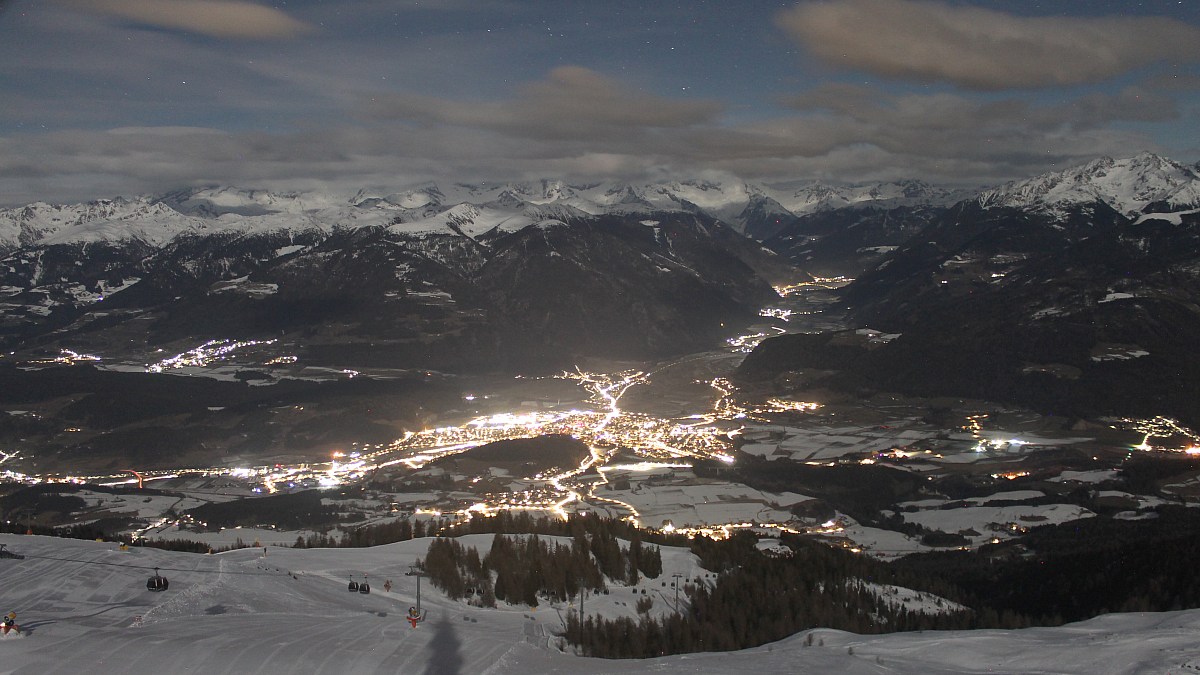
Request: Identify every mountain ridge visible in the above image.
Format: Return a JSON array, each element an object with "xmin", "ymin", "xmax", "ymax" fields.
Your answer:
[{"xmin": 740, "ymin": 154, "xmax": 1200, "ymax": 427}]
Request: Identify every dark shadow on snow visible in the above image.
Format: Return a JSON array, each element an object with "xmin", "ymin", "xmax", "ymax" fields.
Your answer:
[
  {"xmin": 423, "ymin": 615, "xmax": 463, "ymax": 675},
  {"xmin": 15, "ymin": 620, "xmax": 56, "ymax": 634}
]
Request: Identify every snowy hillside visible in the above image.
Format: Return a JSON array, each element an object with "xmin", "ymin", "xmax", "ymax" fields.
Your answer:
[{"xmin": 3, "ymin": 533, "xmax": 1200, "ymax": 674}]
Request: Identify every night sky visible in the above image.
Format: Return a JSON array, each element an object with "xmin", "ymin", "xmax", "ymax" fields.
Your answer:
[{"xmin": 2, "ymin": 0, "xmax": 1200, "ymax": 205}]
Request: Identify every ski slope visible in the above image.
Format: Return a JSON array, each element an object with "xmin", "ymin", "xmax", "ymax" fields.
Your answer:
[{"xmin": 2, "ymin": 533, "xmax": 1200, "ymax": 674}]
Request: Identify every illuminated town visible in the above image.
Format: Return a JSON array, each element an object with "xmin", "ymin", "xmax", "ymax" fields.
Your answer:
[{"xmin": 4, "ymin": 278, "xmax": 1200, "ymax": 557}]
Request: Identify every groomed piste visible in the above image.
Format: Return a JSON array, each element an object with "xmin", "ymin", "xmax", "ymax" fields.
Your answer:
[{"xmin": 3, "ymin": 532, "xmax": 1200, "ymax": 674}]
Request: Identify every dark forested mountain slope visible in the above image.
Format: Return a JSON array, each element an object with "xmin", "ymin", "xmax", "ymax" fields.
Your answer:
[{"xmin": 741, "ymin": 155, "xmax": 1200, "ymax": 427}]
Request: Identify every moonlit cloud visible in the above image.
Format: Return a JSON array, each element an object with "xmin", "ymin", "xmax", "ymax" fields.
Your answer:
[
  {"xmin": 366, "ymin": 66, "xmax": 723, "ymax": 140},
  {"xmin": 0, "ymin": 71, "xmax": 1173, "ymax": 206},
  {"xmin": 777, "ymin": 0, "xmax": 1200, "ymax": 89},
  {"xmin": 61, "ymin": 0, "xmax": 313, "ymax": 39},
  {"xmin": 0, "ymin": 2, "xmax": 1197, "ymax": 206}
]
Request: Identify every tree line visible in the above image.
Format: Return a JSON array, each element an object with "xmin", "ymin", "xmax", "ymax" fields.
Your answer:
[
  {"xmin": 419, "ymin": 528, "xmax": 663, "ymax": 608},
  {"xmin": 564, "ymin": 531, "xmax": 975, "ymax": 658}
]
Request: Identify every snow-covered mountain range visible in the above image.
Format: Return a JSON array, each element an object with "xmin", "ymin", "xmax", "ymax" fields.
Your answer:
[
  {"xmin": 0, "ymin": 183, "xmax": 792, "ymax": 370},
  {"xmin": 0, "ymin": 177, "xmax": 976, "ymax": 252},
  {"xmin": 4, "ymin": 152, "xmax": 1200, "ymax": 375},
  {"xmin": 4, "ymin": 152, "xmax": 1199, "ymax": 253}
]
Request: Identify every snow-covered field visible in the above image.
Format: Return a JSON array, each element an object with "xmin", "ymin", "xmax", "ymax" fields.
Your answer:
[
  {"xmin": 596, "ymin": 477, "xmax": 809, "ymax": 529},
  {"xmin": 4, "ymin": 533, "xmax": 1200, "ymax": 674}
]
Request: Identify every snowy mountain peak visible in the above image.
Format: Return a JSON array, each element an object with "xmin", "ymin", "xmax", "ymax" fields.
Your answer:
[
  {"xmin": 160, "ymin": 186, "xmax": 349, "ymax": 217},
  {"xmin": 978, "ymin": 152, "xmax": 1200, "ymax": 217},
  {"xmin": 779, "ymin": 179, "xmax": 968, "ymax": 215},
  {"xmin": 0, "ymin": 195, "xmax": 186, "ymax": 247}
]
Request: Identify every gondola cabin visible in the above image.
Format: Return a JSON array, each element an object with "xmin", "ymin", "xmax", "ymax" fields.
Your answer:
[{"xmin": 147, "ymin": 567, "xmax": 169, "ymax": 592}]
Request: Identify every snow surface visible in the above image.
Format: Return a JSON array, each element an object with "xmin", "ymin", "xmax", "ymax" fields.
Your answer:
[
  {"xmin": 1135, "ymin": 207, "xmax": 1200, "ymax": 225},
  {"xmin": 4, "ymin": 533, "xmax": 1200, "ymax": 674},
  {"xmin": 1052, "ymin": 469, "xmax": 1120, "ymax": 484},
  {"xmin": 901, "ymin": 504, "xmax": 1095, "ymax": 540}
]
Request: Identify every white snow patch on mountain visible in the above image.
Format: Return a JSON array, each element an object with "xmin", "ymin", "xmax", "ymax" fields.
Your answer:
[{"xmin": 1135, "ymin": 207, "xmax": 1200, "ymax": 225}]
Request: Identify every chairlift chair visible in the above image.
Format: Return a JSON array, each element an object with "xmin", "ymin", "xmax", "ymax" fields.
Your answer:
[{"xmin": 147, "ymin": 567, "xmax": 169, "ymax": 592}]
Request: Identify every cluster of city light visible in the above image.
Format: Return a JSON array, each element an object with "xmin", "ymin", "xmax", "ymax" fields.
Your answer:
[
  {"xmin": 1, "ymin": 469, "xmax": 34, "ymax": 484},
  {"xmin": 762, "ymin": 399, "xmax": 822, "ymax": 413},
  {"xmin": 0, "ymin": 361, "xmax": 748, "ymax": 536},
  {"xmin": 661, "ymin": 519, "xmax": 844, "ymax": 541},
  {"xmin": 875, "ymin": 448, "xmax": 941, "ymax": 461},
  {"xmin": 369, "ymin": 411, "xmax": 595, "ymax": 471},
  {"xmin": 706, "ymin": 377, "xmax": 740, "ymax": 420},
  {"xmin": 973, "ymin": 438, "xmax": 1030, "ymax": 453},
  {"xmin": 470, "ymin": 487, "xmax": 564, "ymax": 512},
  {"xmin": 773, "ymin": 277, "xmax": 852, "ymax": 297},
  {"xmin": 352, "ymin": 369, "xmax": 759, "ymax": 526},
  {"xmin": 597, "ymin": 461, "xmax": 691, "ymax": 474},
  {"xmin": 28, "ymin": 349, "xmax": 101, "ymax": 366},
  {"xmin": 146, "ymin": 338, "xmax": 278, "ymax": 373},
  {"xmin": 758, "ymin": 308, "xmax": 794, "ymax": 321},
  {"xmin": 964, "ymin": 414, "xmax": 995, "ymax": 452},
  {"xmin": 265, "ymin": 355, "xmax": 298, "ymax": 365},
  {"xmin": 726, "ymin": 327, "xmax": 786, "ymax": 353},
  {"xmin": 694, "ymin": 378, "xmax": 821, "ymax": 426},
  {"xmin": 1117, "ymin": 416, "xmax": 1200, "ymax": 453}
]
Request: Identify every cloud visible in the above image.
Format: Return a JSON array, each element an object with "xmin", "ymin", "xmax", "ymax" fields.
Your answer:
[
  {"xmin": 365, "ymin": 66, "xmax": 723, "ymax": 140},
  {"xmin": 61, "ymin": 0, "xmax": 313, "ymax": 39},
  {"xmin": 775, "ymin": 83, "xmax": 1174, "ymax": 168},
  {"xmin": 0, "ymin": 71, "xmax": 1180, "ymax": 207},
  {"xmin": 787, "ymin": 84, "xmax": 1177, "ymax": 132},
  {"xmin": 776, "ymin": 0, "xmax": 1200, "ymax": 89}
]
